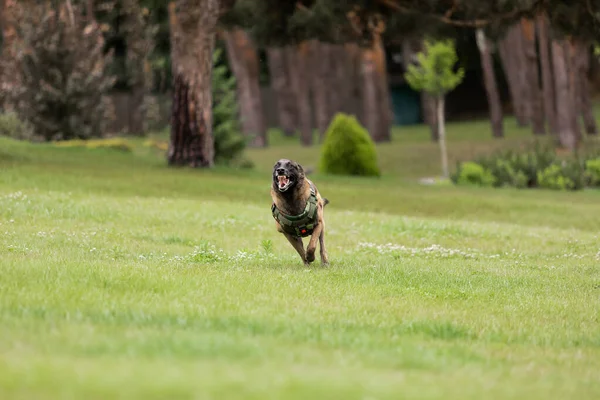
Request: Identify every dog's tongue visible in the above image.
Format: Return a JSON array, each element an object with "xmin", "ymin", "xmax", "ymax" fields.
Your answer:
[{"xmin": 278, "ymin": 176, "xmax": 289, "ymax": 188}]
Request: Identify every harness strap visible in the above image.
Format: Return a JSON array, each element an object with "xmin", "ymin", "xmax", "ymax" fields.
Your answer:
[{"xmin": 271, "ymin": 183, "xmax": 319, "ymax": 237}]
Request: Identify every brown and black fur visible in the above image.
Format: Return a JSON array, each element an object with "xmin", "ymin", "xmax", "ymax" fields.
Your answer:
[{"xmin": 270, "ymin": 159, "xmax": 329, "ymax": 266}]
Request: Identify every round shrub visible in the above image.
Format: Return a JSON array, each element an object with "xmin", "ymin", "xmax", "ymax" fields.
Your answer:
[
  {"xmin": 455, "ymin": 162, "xmax": 495, "ymax": 187},
  {"xmin": 319, "ymin": 113, "xmax": 381, "ymax": 177}
]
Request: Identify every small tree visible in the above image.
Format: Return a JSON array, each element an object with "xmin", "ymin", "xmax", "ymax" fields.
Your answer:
[
  {"xmin": 405, "ymin": 39, "xmax": 464, "ymax": 178},
  {"xmin": 6, "ymin": 1, "xmax": 116, "ymax": 141}
]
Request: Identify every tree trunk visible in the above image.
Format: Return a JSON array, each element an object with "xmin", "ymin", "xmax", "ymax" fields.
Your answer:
[
  {"xmin": 310, "ymin": 40, "xmax": 331, "ymax": 140},
  {"xmin": 167, "ymin": 0, "xmax": 219, "ymax": 167},
  {"xmin": 437, "ymin": 96, "xmax": 449, "ymax": 178},
  {"xmin": 421, "ymin": 93, "xmax": 439, "ymax": 141},
  {"xmin": 373, "ymin": 32, "xmax": 392, "ymax": 142},
  {"xmin": 0, "ymin": 0, "xmax": 18, "ymax": 110},
  {"xmin": 536, "ymin": 12, "xmax": 557, "ymax": 135},
  {"xmin": 290, "ymin": 42, "xmax": 313, "ymax": 146},
  {"xmin": 266, "ymin": 46, "xmax": 297, "ymax": 136},
  {"xmin": 521, "ymin": 18, "xmax": 545, "ymax": 135},
  {"xmin": 565, "ymin": 40, "xmax": 583, "ymax": 141},
  {"xmin": 361, "ymin": 34, "xmax": 391, "ymax": 143},
  {"xmin": 475, "ymin": 28, "xmax": 504, "ymax": 138},
  {"xmin": 123, "ymin": 0, "xmax": 151, "ymax": 135},
  {"xmin": 85, "ymin": 0, "xmax": 95, "ymax": 22},
  {"xmin": 552, "ymin": 39, "xmax": 578, "ymax": 151},
  {"xmin": 498, "ymin": 24, "xmax": 530, "ymax": 126},
  {"xmin": 344, "ymin": 43, "xmax": 363, "ymax": 122},
  {"xmin": 223, "ymin": 28, "xmax": 267, "ymax": 147},
  {"xmin": 573, "ymin": 39, "xmax": 598, "ymax": 135}
]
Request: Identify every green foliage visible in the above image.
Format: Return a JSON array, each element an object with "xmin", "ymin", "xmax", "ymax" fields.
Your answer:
[
  {"xmin": 585, "ymin": 158, "xmax": 600, "ymax": 187},
  {"xmin": 537, "ymin": 164, "xmax": 576, "ymax": 191},
  {"xmin": 0, "ymin": 113, "xmax": 35, "ymax": 141},
  {"xmin": 453, "ymin": 144, "xmax": 593, "ymax": 191},
  {"xmin": 404, "ymin": 39, "xmax": 465, "ymax": 98},
  {"xmin": 319, "ymin": 113, "xmax": 381, "ymax": 177},
  {"xmin": 211, "ymin": 48, "xmax": 250, "ymax": 168},
  {"xmin": 454, "ymin": 162, "xmax": 495, "ymax": 187},
  {"xmin": 7, "ymin": 2, "xmax": 115, "ymax": 141}
]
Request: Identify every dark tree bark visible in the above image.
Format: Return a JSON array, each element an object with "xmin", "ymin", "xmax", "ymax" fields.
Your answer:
[
  {"xmin": 565, "ymin": 40, "xmax": 583, "ymax": 141},
  {"xmin": 290, "ymin": 42, "xmax": 313, "ymax": 146},
  {"xmin": 552, "ymin": 39, "xmax": 578, "ymax": 151},
  {"xmin": 223, "ymin": 28, "xmax": 267, "ymax": 147},
  {"xmin": 123, "ymin": 0, "xmax": 152, "ymax": 135},
  {"xmin": 499, "ymin": 24, "xmax": 530, "ymax": 126},
  {"xmin": 476, "ymin": 28, "xmax": 504, "ymax": 138},
  {"xmin": 573, "ymin": 39, "xmax": 598, "ymax": 135},
  {"xmin": 310, "ymin": 40, "xmax": 331, "ymax": 139},
  {"xmin": 373, "ymin": 29, "xmax": 392, "ymax": 142},
  {"xmin": 267, "ymin": 46, "xmax": 297, "ymax": 136},
  {"xmin": 536, "ymin": 13, "xmax": 558, "ymax": 135},
  {"xmin": 521, "ymin": 18, "xmax": 545, "ymax": 135},
  {"xmin": 361, "ymin": 27, "xmax": 391, "ymax": 143},
  {"xmin": 167, "ymin": 0, "xmax": 219, "ymax": 167},
  {"xmin": 0, "ymin": 0, "xmax": 18, "ymax": 110},
  {"xmin": 343, "ymin": 43, "xmax": 364, "ymax": 122}
]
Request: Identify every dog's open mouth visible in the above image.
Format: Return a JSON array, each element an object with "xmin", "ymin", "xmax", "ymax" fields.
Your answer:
[{"xmin": 277, "ymin": 175, "xmax": 292, "ymax": 191}]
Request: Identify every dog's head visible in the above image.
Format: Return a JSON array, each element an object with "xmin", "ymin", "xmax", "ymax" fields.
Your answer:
[{"xmin": 272, "ymin": 158, "xmax": 304, "ymax": 193}]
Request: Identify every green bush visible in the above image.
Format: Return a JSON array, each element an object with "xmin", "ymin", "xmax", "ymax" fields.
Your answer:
[
  {"xmin": 537, "ymin": 164, "xmax": 575, "ymax": 191},
  {"xmin": 454, "ymin": 162, "xmax": 495, "ymax": 187},
  {"xmin": 585, "ymin": 158, "xmax": 600, "ymax": 187},
  {"xmin": 319, "ymin": 113, "xmax": 381, "ymax": 177},
  {"xmin": 0, "ymin": 113, "xmax": 35, "ymax": 141}
]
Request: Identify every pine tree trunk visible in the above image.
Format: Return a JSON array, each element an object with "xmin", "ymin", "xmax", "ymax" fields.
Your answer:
[
  {"xmin": 362, "ymin": 46, "xmax": 380, "ymax": 141},
  {"xmin": 167, "ymin": 0, "xmax": 218, "ymax": 167},
  {"xmin": 498, "ymin": 24, "xmax": 530, "ymax": 126},
  {"xmin": 344, "ymin": 43, "xmax": 363, "ymax": 122},
  {"xmin": 536, "ymin": 13, "xmax": 557, "ymax": 135},
  {"xmin": 521, "ymin": 18, "xmax": 545, "ymax": 135},
  {"xmin": 310, "ymin": 40, "xmax": 331, "ymax": 140},
  {"xmin": 437, "ymin": 96, "xmax": 449, "ymax": 178},
  {"xmin": 476, "ymin": 28, "xmax": 504, "ymax": 138},
  {"xmin": 85, "ymin": 0, "xmax": 94, "ymax": 22},
  {"xmin": 266, "ymin": 46, "xmax": 297, "ymax": 136},
  {"xmin": 0, "ymin": 0, "xmax": 18, "ymax": 110},
  {"xmin": 223, "ymin": 28, "xmax": 267, "ymax": 147},
  {"xmin": 552, "ymin": 39, "xmax": 578, "ymax": 151},
  {"xmin": 573, "ymin": 39, "xmax": 598, "ymax": 135},
  {"xmin": 123, "ymin": 0, "xmax": 150, "ymax": 135},
  {"xmin": 291, "ymin": 42, "xmax": 313, "ymax": 146},
  {"xmin": 565, "ymin": 40, "xmax": 582, "ymax": 141},
  {"xmin": 361, "ymin": 35, "xmax": 391, "ymax": 143},
  {"xmin": 373, "ymin": 32, "xmax": 392, "ymax": 142}
]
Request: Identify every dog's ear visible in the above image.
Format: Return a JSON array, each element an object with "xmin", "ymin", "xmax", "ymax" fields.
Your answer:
[{"xmin": 296, "ymin": 162, "xmax": 305, "ymax": 177}]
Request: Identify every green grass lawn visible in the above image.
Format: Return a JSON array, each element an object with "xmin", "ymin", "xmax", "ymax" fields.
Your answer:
[{"xmin": 1, "ymin": 118, "xmax": 600, "ymax": 399}]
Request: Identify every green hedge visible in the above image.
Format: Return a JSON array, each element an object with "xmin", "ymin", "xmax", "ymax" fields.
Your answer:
[{"xmin": 452, "ymin": 144, "xmax": 600, "ymax": 191}]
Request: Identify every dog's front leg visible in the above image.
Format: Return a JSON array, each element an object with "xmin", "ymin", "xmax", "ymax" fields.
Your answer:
[
  {"xmin": 319, "ymin": 229, "xmax": 329, "ymax": 266},
  {"xmin": 305, "ymin": 223, "xmax": 323, "ymax": 264},
  {"xmin": 283, "ymin": 232, "xmax": 308, "ymax": 265}
]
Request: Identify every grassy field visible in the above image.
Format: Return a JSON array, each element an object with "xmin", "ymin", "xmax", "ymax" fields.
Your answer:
[{"xmin": 1, "ymin": 118, "xmax": 600, "ymax": 399}]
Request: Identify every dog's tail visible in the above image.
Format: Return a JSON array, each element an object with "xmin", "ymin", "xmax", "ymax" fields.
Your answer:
[{"xmin": 323, "ymin": 198, "xmax": 330, "ymax": 207}]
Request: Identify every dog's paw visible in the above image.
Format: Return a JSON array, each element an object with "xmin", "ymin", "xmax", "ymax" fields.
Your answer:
[{"xmin": 306, "ymin": 250, "xmax": 315, "ymax": 263}]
